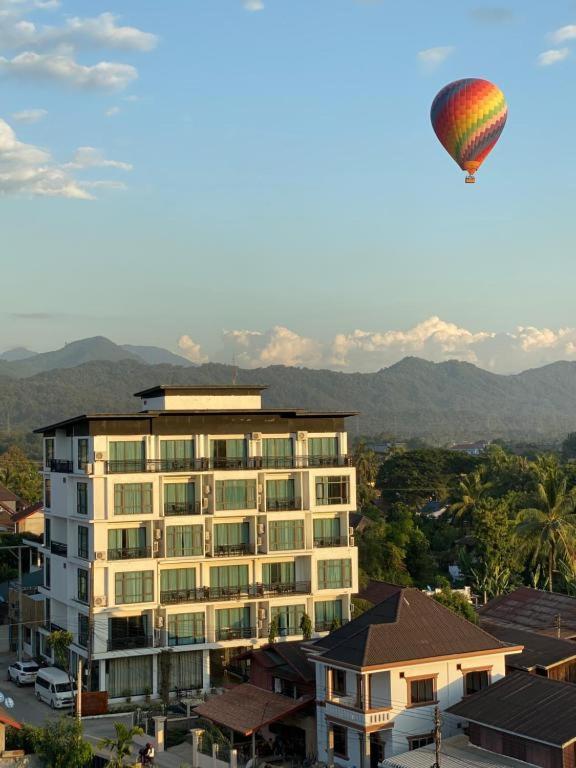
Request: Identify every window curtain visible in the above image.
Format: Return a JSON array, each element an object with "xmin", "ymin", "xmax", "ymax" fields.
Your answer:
[
  {"xmin": 109, "ymin": 441, "xmax": 145, "ymax": 462},
  {"xmin": 210, "ymin": 565, "xmax": 249, "ymax": 590},
  {"xmin": 114, "ymin": 484, "xmax": 153, "ymax": 515},
  {"xmin": 271, "ymin": 604, "xmax": 305, "ymax": 636},
  {"xmin": 167, "ymin": 613, "xmax": 205, "ymax": 646},
  {"xmin": 314, "ymin": 600, "xmax": 342, "ymax": 625},
  {"xmin": 318, "ymin": 559, "xmax": 352, "ymax": 589},
  {"xmin": 269, "ymin": 520, "xmax": 304, "ymax": 551},
  {"xmin": 169, "ymin": 650, "xmax": 203, "ymax": 690},
  {"xmin": 108, "ymin": 528, "xmax": 146, "ymax": 551},
  {"xmin": 211, "ymin": 439, "xmax": 246, "ymax": 459},
  {"xmin": 315, "ymin": 477, "xmax": 349, "ymax": 505},
  {"xmin": 114, "ymin": 571, "xmax": 154, "ymax": 604},
  {"xmin": 214, "ymin": 523, "xmax": 249, "ymax": 548},
  {"xmin": 166, "ymin": 525, "xmax": 203, "ymax": 557},
  {"xmin": 266, "ymin": 479, "xmax": 295, "ymax": 500},
  {"xmin": 309, "ymin": 437, "xmax": 338, "ymax": 457},
  {"xmin": 262, "ymin": 562, "xmax": 295, "ymax": 585},
  {"xmin": 77, "ymin": 483, "xmax": 88, "ymax": 514},
  {"xmin": 263, "ymin": 439, "xmax": 293, "ymax": 459},
  {"xmin": 109, "ymin": 655, "xmax": 153, "ymax": 697},
  {"xmin": 313, "ymin": 518, "xmax": 341, "ymax": 540},
  {"xmin": 216, "ymin": 607, "xmax": 250, "ymax": 631},
  {"xmin": 160, "ymin": 440, "xmax": 194, "ymax": 460},
  {"xmin": 215, "ymin": 480, "xmax": 256, "ymax": 510},
  {"xmin": 164, "ymin": 483, "xmax": 195, "ymax": 506},
  {"xmin": 161, "ymin": 568, "xmax": 196, "ymax": 593}
]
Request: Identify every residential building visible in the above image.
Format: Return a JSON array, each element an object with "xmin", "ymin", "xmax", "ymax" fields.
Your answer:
[
  {"xmin": 479, "ymin": 587, "xmax": 576, "ymax": 639},
  {"xmin": 0, "ymin": 483, "xmax": 22, "ymax": 530},
  {"xmin": 12, "ymin": 502, "xmax": 44, "ymax": 537},
  {"xmin": 311, "ymin": 585, "xmax": 522, "ymax": 767},
  {"xmin": 382, "ymin": 734, "xmax": 540, "ymax": 768},
  {"xmin": 447, "ymin": 671, "xmax": 576, "ymax": 768},
  {"xmin": 448, "ymin": 440, "xmax": 490, "ymax": 456},
  {"xmin": 34, "ymin": 384, "xmax": 358, "ymax": 699}
]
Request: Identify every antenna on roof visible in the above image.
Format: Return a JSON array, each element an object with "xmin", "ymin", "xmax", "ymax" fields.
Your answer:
[{"xmin": 556, "ymin": 613, "xmax": 562, "ymax": 639}]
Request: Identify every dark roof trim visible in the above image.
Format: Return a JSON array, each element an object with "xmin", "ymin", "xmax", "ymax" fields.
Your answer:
[{"xmin": 134, "ymin": 384, "xmax": 269, "ymax": 397}]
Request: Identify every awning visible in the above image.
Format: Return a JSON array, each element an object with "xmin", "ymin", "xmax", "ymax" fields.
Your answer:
[{"xmin": 195, "ymin": 684, "xmax": 313, "ymax": 736}]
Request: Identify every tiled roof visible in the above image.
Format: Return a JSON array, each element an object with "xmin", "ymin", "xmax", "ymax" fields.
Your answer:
[
  {"xmin": 194, "ymin": 684, "xmax": 313, "ymax": 736},
  {"xmin": 314, "ymin": 587, "xmax": 511, "ymax": 669},
  {"xmin": 12, "ymin": 502, "xmax": 43, "ymax": 523},
  {"xmin": 447, "ymin": 671, "xmax": 576, "ymax": 747},
  {"xmin": 357, "ymin": 580, "xmax": 403, "ymax": 606},
  {"xmin": 482, "ymin": 621, "xmax": 576, "ymax": 670},
  {"xmin": 0, "ymin": 483, "xmax": 20, "ymax": 503},
  {"xmin": 479, "ymin": 587, "xmax": 576, "ymax": 638}
]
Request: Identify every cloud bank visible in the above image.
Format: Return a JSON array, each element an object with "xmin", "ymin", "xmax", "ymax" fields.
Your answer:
[{"xmin": 177, "ymin": 317, "xmax": 576, "ymax": 374}]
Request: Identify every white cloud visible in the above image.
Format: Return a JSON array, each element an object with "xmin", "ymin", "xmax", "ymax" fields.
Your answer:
[
  {"xmin": 66, "ymin": 146, "xmax": 132, "ymax": 171},
  {"xmin": 0, "ymin": 52, "xmax": 137, "ymax": 89},
  {"xmin": 105, "ymin": 106, "xmax": 120, "ymax": 117},
  {"xmin": 11, "ymin": 107, "xmax": 47, "ymax": 123},
  {"xmin": 177, "ymin": 335, "xmax": 208, "ymax": 364},
  {"xmin": 551, "ymin": 25, "xmax": 576, "ymax": 44},
  {"xmin": 537, "ymin": 48, "xmax": 569, "ymax": 66},
  {"xmin": 243, "ymin": 0, "xmax": 264, "ymax": 11},
  {"xmin": 417, "ymin": 46, "xmax": 454, "ymax": 69},
  {"xmin": 222, "ymin": 326, "xmax": 323, "ymax": 368},
  {"xmin": 35, "ymin": 12, "xmax": 158, "ymax": 52}
]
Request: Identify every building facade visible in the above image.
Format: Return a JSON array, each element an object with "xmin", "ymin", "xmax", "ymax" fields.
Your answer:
[{"xmin": 35, "ymin": 385, "xmax": 358, "ymax": 699}]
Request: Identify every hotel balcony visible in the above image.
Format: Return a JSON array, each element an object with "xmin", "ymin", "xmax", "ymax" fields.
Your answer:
[
  {"xmin": 107, "ymin": 545, "xmax": 152, "ymax": 561},
  {"xmin": 160, "ymin": 580, "xmax": 311, "ymax": 605},
  {"xmin": 105, "ymin": 455, "xmax": 353, "ymax": 474}
]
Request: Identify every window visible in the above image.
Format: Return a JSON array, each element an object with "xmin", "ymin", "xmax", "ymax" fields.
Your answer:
[
  {"xmin": 77, "ymin": 569, "xmax": 89, "ymax": 603},
  {"xmin": 408, "ymin": 677, "xmax": 436, "ymax": 706},
  {"xmin": 160, "ymin": 568, "xmax": 196, "ymax": 600},
  {"xmin": 464, "ymin": 669, "xmax": 490, "ymax": 696},
  {"xmin": 114, "ymin": 483, "xmax": 153, "ymax": 515},
  {"xmin": 331, "ymin": 668, "xmax": 347, "ymax": 696},
  {"xmin": 408, "ymin": 734, "xmax": 434, "ymax": 751},
  {"xmin": 210, "ymin": 565, "xmax": 249, "ymax": 594},
  {"xmin": 271, "ymin": 604, "xmax": 305, "ymax": 636},
  {"xmin": 332, "ymin": 725, "xmax": 347, "ymax": 758},
  {"xmin": 164, "ymin": 483, "xmax": 196, "ymax": 515},
  {"xmin": 211, "ymin": 439, "xmax": 247, "ymax": 468},
  {"xmin": 77, "ymin": 526, "xmax": 89, "ymax": 559},
  {"xmin": 262, "ymin": 438, "xmax": 294, "ymax": 468},
  {"xmin": 108, "ymin": 528, "xmax": 147, "ymax": 559},
  {"xmin": 166, "ymin": 525, "xmax": 203, "ymax": 557},
  {"xmin": 315, "ymin": 600, "xmax": 342, "ymax": 631},
  {"xmin": 76, "ymin": 483, "xmax": 88, "ymax": 515},
  {"xmin": 313, "ymin": 517, "xmax": 341, "ymax": 547},
  {"xmin": 215, "ymin": 607, "xmax": 251, "ymax": 641},
  {"xmin": 317, "ymin": 559, "xmax": 352, "ymax": 589},
  {"xmin": 24, "ymin": 627, "xmax": 32, "ymax": 645},
  {"xmin": 214, "ymin": 522, "xmax": 250, "ymax": 555},
  {"xmin": 114, "ymin": 571, "xmax": 154, "ymax": 604},
  {"xmin": 44, "ymin": 518, "xmax": 51, "ymax": 547},
  {"xmin": 45, "ymin": 598, "xmax": 51, "ymax": 625},
  {"xmin": 269, "ymin": 520, "xmax": 304, "ymax": 551},
  {"xmin": 108, "ymin": 441, "xmax": 145, "ymax": 472},
  {"xmin": 77, "ymin": 439, "xmax": 89, "ymax": 471},
  {"xmin": 45, "ymin": 438, "xmax": 54, "ymax": 467},
  {"xmin": 262, "ymin": 561, "xmax": 295, "ymax": 587},
  {"xmin": 215, "ymin": 480, "xmax": 256, "ymax": 511},
  {"xmin": 45, "ymin": 557, "xmax": 51, "ymax": 588},
  {"xmin": 167, "ymin": 613, "xmax": 205, "ymax": 646},
  {"xmin": 315, "ymin": 476, "xmax": 349, "ymax": 505},
  {"xmin": 309, "ymin": 437, "xmax": 338, "ymax": 460},
  {"xmin": 266, "ymin": 479, "xmax": 297, "ymax": 511},
  {"xmin": 44, "ymin": 478, "xmax": 52, "ymax": 509},
  {"xmin": 160, "ymin": 440, "xmax": 195, "ymax": 469},
  {"xmin": 78, "ymin": 614, "xmax": 89, "ymax": 648}
]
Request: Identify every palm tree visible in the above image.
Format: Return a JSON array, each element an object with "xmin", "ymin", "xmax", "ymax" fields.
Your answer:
[
  {"xmin": 516, "ymin": 468, "xmax": 576, "ymax": 592},
  {"xmin": 451, "ymin": 470, "xmax": 491, "ymax": 524},
  {"xmin": 99, "ymin": 722, "xmax": 144, "ymax": 768},
  {"xmin": 353, "ymin": 440, "xmax": 380, "ymax": 508}
]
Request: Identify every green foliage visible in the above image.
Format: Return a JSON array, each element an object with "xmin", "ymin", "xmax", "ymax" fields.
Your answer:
[
  {"xmin": 268, "ymin": 616, "xmax": 279, "ymax": 644},
  {"xmin": 433, "ymin": 588, "xmax": 478, "ymax": 624},
  {"xmin": 26, "ymin": 717, "xmax": 93, "ymax": 768},
  {"xmin": 299, "ymin": 612, "xmax": 312, "ymax": 640},
  {"xmin": 353, "ymin": 440, "xmax": 381, "ymax": 510},
  {"xmin": 159, "ymin": 649, "xmax": 172, "ymax": 706},
  {"xmin": 99, "ymin": 721, "xmax": 143, "ymax": 768},
  {"xmin": 0, "ymin": 445, "xmax": 42, "ymax": 503},
  {"xmin": 47, "ymin": 630, "xmax": 73, "ymax": 672}
]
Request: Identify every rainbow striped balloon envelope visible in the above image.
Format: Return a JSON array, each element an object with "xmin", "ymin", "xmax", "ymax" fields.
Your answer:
[{"xmin": 430, "ymin": 78, "xmax": 508, "ymax": 183}]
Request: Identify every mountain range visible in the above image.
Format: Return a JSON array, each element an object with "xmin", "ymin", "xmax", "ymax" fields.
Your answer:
[{"xmin": 1, "ymin": 336, "xmax": 576, "ymax": 441}]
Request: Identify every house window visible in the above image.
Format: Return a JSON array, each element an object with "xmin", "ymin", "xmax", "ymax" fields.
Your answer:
[
  {"xmin": 210, "ymin": 565, "xmax": 249, "ymax": 593},
  {"xmin": 167, "ymin": 613, "xmax": 205, "ymax": 646},
  {"xmin": 114, "ymin": 571, "xmax": 154, "ymax": 604},
  {"xmin": 269, "ymin": 520, "xmax": 304, "ymax": 551},
  {"xmin": 331, "ymin": 668, "xmax": 346, "ymax": 696},
  {"xmin": 165, "ymin": 525, "xmax": 203, "ymax": 557},
  {"xmin": 215, "ymin": 480, "xmax": 256, "ymax": 511},
  {"xmin": 44, "ymin": 478, "xmax": 52, "ymax": 509},
  {"xmin": 45, "ymin": 557, "xmax": 51, "ymax": 588},
  {"xmin": 317, "ymin": 559, "xmax": 352, "ymax": 589},
  {"xmin": 77, "ymin": 483, "xmax": 88, "ymax": 515},
  {"xmin": 262, "ymin": 438, "xmax": 294, "ymax": 468},
  {"xmin": 164, "ymin": 483, "xmax": 196, "ymax": 516},
  {"xmin": 271, "ymin": 604, "xmax": 305, "ymax": 636},
  {"xmin": 315, "ymin": 476, "xmax": 349, "ymax": 505},
  {"xmin": 44, "ymin": 518, "xmax": 51, "ymax": 547},
  {"xmin": 160, "ymin": 568, "xmax": 196, "ymax": 600},
  {"xmin": 464, "ymin": 669, "xmax": 490, "ymax": 696},
  {"xmin": 45, "ymin": 438, "xmax": 54, "ymax": 467},
  {"xmin": 24, "ymin": 627, "xmax": 32, "ymax": 645},
  {"xmin": 215, "ymin": 607, "xmax": 251, "ymax": 641},
  {"xmin": 332, "ymin": 725, "xmax": 347, "ymax": 758},
  {"xmin": 107, "ymin": 527, "xmax": 147, "ymax": 559},
  {"xmin": 77, "ymin": 526, "xmax": 89, "ymax": 559},
  {"xmin": 408, "ymin": 677, "xmax": 436, "ymax": 706},
  {"xmin": 77, "ymin": 569, "xmax": 89, "ymax": 603},
  {"xmin": 114, "ymin": 483, "xmax": 153, "ymax": 515},
  {"xmin": 78, "ymin": 614, "xmax": 89, "ymax": 648},
  {"xmin": 77, "ymin": 439, "xmax": 89, "ymax": 471},
  {"xmin": 315, "ymin": 600, "xmax": 342, "ymax": 632},
  {"xmin": 211, "ymin": 439, "xmax": 247, "ymax": 468},
  {"xmin": 214, "ymin": 522, "xmax": 250, "ymax": 555},
  {"xmin": 309, "ymin": 437, "xmax": 338, "ymax": 459},
  {"xmin": 108, "ymin": 441, "xmax": 145, "ymax": 472},
  {"xmin": 313, "ymin": 517, "xmax": 341, "ymax": 547},
  {"xmin": 262, "ymin": 561, "xmax": 295, "ymax": 587},
  {"xmin": 408, "ymin": 734, "xmax": 434, "ymax": 751},
  {"xmin": 160, "ymin": 440, "xmax": 195, "ymax": 469}
]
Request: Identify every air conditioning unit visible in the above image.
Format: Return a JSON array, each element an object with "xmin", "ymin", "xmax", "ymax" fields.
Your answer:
[
  {"xmin": 252, "ymin": 432, "xmax": 263, "ymax": 441},
  {"xmin": 257, "ymin": 536, "xmax": 263, "ymax": 547},
  {"xmin": 204, "ymin": 485, "xmax": 211, "ymax": 495},
  {"xmin": 258, "ymin": 484, "xmax": 263, "ymax": 494},
  {"xmin": 94, "ymin": 596, "xmax": 107, "ymax": 607},
  {"xmin": 95, "ymin": 551, "xmax": 106, "ymax": 561},
  {"xmin": 257, "ymin": 619, "xmax": 263, "ymax": 629},
  {"xmin": 297, "ymin": 431, "xmax": 307, "ymax": 441},
  {"xmin": 205, "ymin": 530, "xmax": 211, "ymax": 541},
  {"xmin": 94, "ymin": 451, "xmax": 106, "ymax": 461},
  {"xmin": 84, "ymin": 463, "xmax": 93, "ymax": 475},
  {"xmin": 258, "ymin": 608, "xmax": 267, "ymax": 620},
  {"xmin": 154, "ymin": 528, "xmax": 162, "ymax": 540},
  {"xmin": 202, "ymin": 498, "xmax": 209, "ymax": 510},
  {"xmin": 348, "ymin": 526, "xmax": 354, "ymax": 537},
  {"xmin": 153, "ymin": 541, "xmax": 160, "ymax": 554},
  {"xmin": 257, "ymin": 523, "xmax": 265, "ymax": 534},
  {"xmin": 350, "ymin": 536, "xmax": 355, "ymax": 547},
  {"xmin": 156, "ymin": 616, "xmax": 164, "ymax": 629}
]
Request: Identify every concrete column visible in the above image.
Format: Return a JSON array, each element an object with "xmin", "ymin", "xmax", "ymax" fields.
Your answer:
[
  {"xmin": 190, "ymin": 728, "xmax": 204, "ymax": 768},
  {"xmin": 153, "ymin": 717, "xmax": 166, "ymax": 753},
  {"xmin": 98, "ymin": 659, "xmax": 106, "ymax": 692},
  {"xmin": 152, "ymin": 654, "xmax": 159, "ymax": 697},
  {"xmin": 202, "ymin": 649, "xmax": 211, "ymax": 690},
  {"xmin": 230, "ymin": 749, "xmax": 238, "ymax": 768},
  {"xmin": 359, "ymin": 731, "xmax": 370, "ymax": 768}
]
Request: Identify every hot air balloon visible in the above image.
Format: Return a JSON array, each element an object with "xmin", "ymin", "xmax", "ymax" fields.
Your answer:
[{"xmin": 430, "ymin": 78, "xmax": 508, "ymax": 184}]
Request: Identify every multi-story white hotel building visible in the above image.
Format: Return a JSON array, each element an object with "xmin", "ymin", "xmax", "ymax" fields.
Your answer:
[{"xmin": 35, "ymin": 385, "xmax": 358, "ymax": 699}]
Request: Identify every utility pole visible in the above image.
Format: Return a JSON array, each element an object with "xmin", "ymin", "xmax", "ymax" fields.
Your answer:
[
  {"xmin": 76, "ymin": 657, "xmax": 83, "ymax": 722},
  {"xmin": 17, "ymin": 546, "xmax": 23, "ymax": 663},
  {"xmin": 555, "ymin": 614, "xmax": 562, "ymax": 639},
  {"xmin": 432, "ymin": 705, "xmax": 441, "ymax": 768}
]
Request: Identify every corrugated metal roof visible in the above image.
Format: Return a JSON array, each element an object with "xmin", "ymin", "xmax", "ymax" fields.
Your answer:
[
  {"xmin": 479, "ymin": 587, "xmax": 576, "ymax": 639},
  {"xmin": 482, "ymin": 621, "xmax": 576, "ymax": 670},
  {"xmin": 382, "ymin": 735, "xmax": 538, "ymax": 768}
]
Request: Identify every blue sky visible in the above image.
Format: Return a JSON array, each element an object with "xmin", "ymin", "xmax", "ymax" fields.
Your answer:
[{"xmin": 1, "ymin": 0, "xmax": 576, "ymax": 373}]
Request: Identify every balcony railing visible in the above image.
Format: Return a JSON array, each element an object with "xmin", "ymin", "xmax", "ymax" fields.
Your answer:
[
  {"xmin": 214, "ymin": 500, "xmax": 257, "ymax": 512},
  {"xmin": 260, "ymin": 580, "xmax": 311, "ymax": 596},
  {"xmin": 164, "ymin": 501, "xmax": 201, "ymax": 516},
  {"xmin": 107, "ymin": 546, "xmax": 152, "ymax": 561},
  {"xmin": 315, "ymin": 620, "xmax": 344, "ymax": 632},
  {"xmin": 49, "ymin": 459, "xmax": 74, "ymax": 473},
  {"xmin": 215, "ymin": 626, "xmax": 255, "ymax": 642},
  {"xmin": 107, "ymin": 635, "xmax": 153, "ymax": 651},
  {"xmin": 168, "ymin": 635, "xmax": 206, "ymax": 647},
  {"xmin": 269, "ymin": 542, "xmax": 305, "ymax": 552},
  {"xmin": 50, "ymin": 541, "xmax": 68, "ymax": 557},
  {"xmin": 266, "ymin": 497, "xmax": 301, "ymax": 512},
  {"xmin": 160, "ymin": 580, "xmax": 312, "ymax": 605},
  {"xmin": 316, "ymin": 496, "xmax": 350, "ymax": 506},
  {"xmin": 213, "ymin": 544, "xmax": 250, "ymax": 557},
  {"xmin": 105, "ymin": 455, "xmax": 353, "ymax": 474},
  {"xmin": 313, "ymin": 536, "xmax": 349, "ymax": 548}
]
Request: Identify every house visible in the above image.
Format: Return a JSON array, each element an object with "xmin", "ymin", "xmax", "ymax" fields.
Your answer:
[
  {"xmin": 448, "ymin": 441, "xmax": 490, "ymax": 456},
  {"xmin": 447, "ymin": 671, "xmax": 576, "ymax": 768},
  {"xmin": 34, "ymin": 384, "xmax": 359, "ymax": 697},
  {"xmin": 479, "ymin": 587, "xmax": 576, "ymax": 639},
  {"xmin": 382, "ymin": 734, "xmax": 540, "ymax": 768},
  {"xmin": 481, "ymin": 622, "xmax": 576, "ymax": 682},
  {"xmin": 12, "ymin": 503, "xmax": 44, "ymax": 537},
  {"xmin": 417, "ymin": 499, "xmax": 450, "ymax": 519},
  {"xmin": 311, "ymin": 585, "xmax": 522, "ymax": 766},
  {"xmin": 0, "ymin": 484, "xmax": 22, "ymax": 531},
  {"xmin": 349, "ymin": 512, "xmax": 374, "ymax": 535}
]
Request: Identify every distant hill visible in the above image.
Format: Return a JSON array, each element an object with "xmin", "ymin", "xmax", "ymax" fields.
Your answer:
[
  {"xmin": 0, "ymin": 347, "xmax": 37, "ymax": 362},
  {"xmin": 121, "ymin": 344, "xmax": 193, "ymax": 367},
  {"xmin": 1, "ymin": 356, "xmax": 576, "ymax": 441}
]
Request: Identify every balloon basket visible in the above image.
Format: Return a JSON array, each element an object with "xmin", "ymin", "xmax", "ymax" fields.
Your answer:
[{"xmin": 465, "ymin": 175, "xmax": 476, "ymax": 184}]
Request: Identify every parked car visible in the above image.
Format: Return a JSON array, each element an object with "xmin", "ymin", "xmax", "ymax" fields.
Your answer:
[
  {"xmin": 34, "ymin": 666, "xmax": 75, "ymax": 709},
  {"xmin": 7, "ymin": 660, "xmax": 39, "ymax": 686}
]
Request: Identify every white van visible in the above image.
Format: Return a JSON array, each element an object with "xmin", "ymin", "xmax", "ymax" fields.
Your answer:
[{"xmin": 34, "ymin": 667, "xmax": 76, "ymax": 709}]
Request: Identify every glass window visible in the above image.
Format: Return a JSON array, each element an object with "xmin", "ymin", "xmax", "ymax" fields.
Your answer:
[
  {"xmin": 214, "ymin": 522, "xmax": 250, "ymax": 555},
  {"xmin": 114, "ymin": 483, "xmax": 153, "ymax": 515},
  {"xmin": 215, "ymin": 607, "xmax": 251, "ymax": 640},
  {"xmin": 77, "ymin": 439, "xmax": 89, "ymax": 471},
  {"xmin": 160, "ymin": 568, "xmax": 196, "ymax": 597},
  {"xmin": 331, "ymin": 669, "xmax": 347, "ymax": 696},
  {"xmin": 164, "ymin": 483, "xmax": 196, "ymax": 515},
  {"xmin": 315, "ymin": 476, "xmax": 349, "ymax": 505},
  {"xmin": 161, "ymin": 440, "xmax": 194, "ymax": 462},
  {"xmin": 210, "ymin": 565, "xmax": 249, "ymax": 591},
  {"xmin": 465, "ymin": 670, "xmax": 490, "ymax": 696},
  {"xmin": 271, "ymin": 604, "xmax": 305, "ymax": 636},
  {"xmin": 313, "ymin": 518, "xmax": 341, "ymax": 546},
  {"xmin": 309, "ymin": 437, "xmax": 338, "ymax": 458},
  {"xmin": 77, "ymin": 569, "xmax": 89, "ymax": 603},
  {"xmin": 408, "ymin": 735, "xmax": 434, "ymax": 751},
  {"xmin": 77, "ymin": 526, "xmax": 89, "ymax": 559},
  {"xmin": 167, "ymin": 613, "xmax": 205, "ymax": 646},
  {"xmin": 332, "ymin": 724, "xmax": 347, "ymax": 758},
  {"xmin": 215, "ymin": 480, "xmax": 256, "ymax": 511},
  {"xmin": 166, "ymin": 525, "xmax": 203, "ymax": 557},
  {"xmin": 109, "ymin": 441, "xmax": 145, "ymax": 472},
  {"xmin": 76, "ymin": 483, "xmax": 88, "ymax": 515},
  {"xmin": 44, "ymin": 518, "xmax": 51, "ymax": 547},
  {"xmin": 78, "ymin": 614, "xmax": 89, "ymax": 648},
  {"xmin": 266, "ymin": 479, "xmax": 297, "ymax": 510},
  {"xmin": 262, "ymin": 562, "xmax": 295, "ymax": 586},
  {"xmin": 44, "ymin": 478, "xmax": 52, "ymax": 509},
  {"xmin": 262, "ymin": 439, "xmax": 293, "ymax": 468},
  {"xmin": 45, "ymin": 439, "xmax": 54, "ymax": 467},
  {"xmin": 315, "ymin": 600, "xmax": 342, "ymax": 631},
  {"xmin": 317, "ymin": 559, "xmax": 352, "ymax": 589},
  {"xmin": 45, "ymin": 557, "xmax": 51, "ymax": 588},
  {"xmin": 114, "ymin": 571, "xmax": 154, "ymax": 604},
  {"xmin": 269, "ymin": 520, "xmax": 304, "ymax": 551},
  {"xmin": 108, "ymin": 528, "xmax": 147, "ymax": 559},
  {"xmin": 409, "ymin": 677, "xmax": 435, "ymax": 706},
  {"xmin": 211, "ymin": 439, "xmax": 247, "ymax": 468}
]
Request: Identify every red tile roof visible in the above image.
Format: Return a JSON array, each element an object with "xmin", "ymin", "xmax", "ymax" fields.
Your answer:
[{"xmin": 0, "ymin": 483, "xmax": 20, "ymax": 503}]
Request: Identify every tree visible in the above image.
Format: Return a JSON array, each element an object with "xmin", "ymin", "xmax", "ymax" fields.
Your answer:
[
  {"xmin": 99, "ymin": 722, "xmax": 144, "ymax": 768},
  {"xmin": 450, "ymin": 470, "xmax": 491, "ymax": 524},
  {"xmin": 433, "ymin": 587, "xmax": 478, "ymax": 624},
  {"xmin": 47, "ymin": 630, "xmax": 76, "ymax": 712},
  {"xmin": 0, "ymin": 445, "xmax": 42, "ymax": 503},
  {"xmin": 299, "ymin": 612, "xmax": 312, "ymax": 640},
  {"xmin": 28, "ymin": 717, "xmax": 93, "ymax": 768},
  {"xmin": 562, "ymin": 433, "xmax": 576, "ymax": 462},
  {"xmin": 516, "ymin": 467, "xmax": 576, "ymax": 592},
  {"xmin": 353, "ymin": 440, "xmax": 380, "ymax": 509},
  {"xmin": 268, "ymin": 616, "xmax": 279, "ymax": 644}
]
